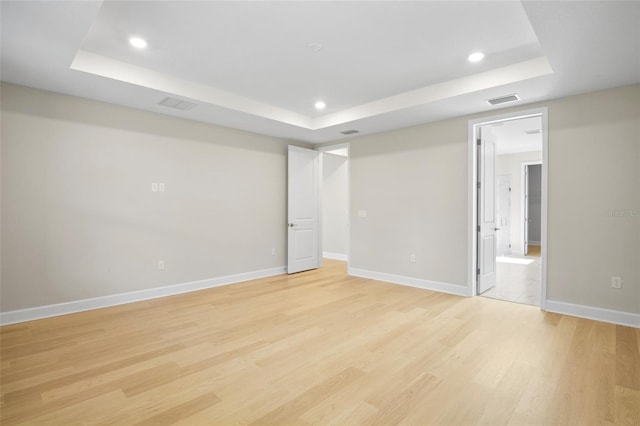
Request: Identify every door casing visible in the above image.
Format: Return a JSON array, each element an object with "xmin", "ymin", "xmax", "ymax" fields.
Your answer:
[
  {"xmin": 467, "ymin": 108, "xmax": 548, "ymax": 309},
  {"xmin": 496, "ymin": 174, "xmax": 511, "ymax": 257}
]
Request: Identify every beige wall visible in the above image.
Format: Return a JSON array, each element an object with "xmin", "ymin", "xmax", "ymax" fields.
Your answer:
[
  {"xmin": 350, "ymin": 120, "xmax": 469, "ymax": 287},
  {"xmin": 2, "ymin": 82, "xmax": 638, "ymax": 317},
  {"xmin": 496, "ymin": 151, "xmax": 543, "ymax": 253},
  {"xmin": 350, "ymin": 84, "xmax": 640, "ymax": 314},
  {"xmin": 1, "ymin": 83, "xmax": 292, "ymax": 312},
  {"xmin": 544, "ymin": 85, "xmax": 639, "ymax": 313}
]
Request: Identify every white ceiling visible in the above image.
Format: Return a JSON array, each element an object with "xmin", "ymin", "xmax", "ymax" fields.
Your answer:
[
  {"xmin": 2, "ymin": 1, "xmax": 639, "ymax": 144},
  {"xmin": 489, "ymin": 116, "xmax": 542, "ymax": 155}
]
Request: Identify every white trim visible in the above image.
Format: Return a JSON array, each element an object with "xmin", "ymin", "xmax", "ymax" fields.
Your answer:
[
  {"xmin": 546, "ymin": 300, "xmax": 640, "ymax": 328},
  {"xmin": 468, "ymin": 107, "xmax": 549, "ymax": 307},
  {"xmin": 316, "ymin": 142, "xmax": 350, "ymax": 156},
  {"xmin": 348, "ymin": 267, "xmax": 468, "ymax": 297},
  {"xmin": 323, "ymin": 252, "xmax": 348, "ymax": 261},
  {"xmin": 0, "ymin": 266, "xmax": 286, "ymax": 326},
  {"xmin": 539, "ymin": 111, "xmax": 549, "ymax": 310}
]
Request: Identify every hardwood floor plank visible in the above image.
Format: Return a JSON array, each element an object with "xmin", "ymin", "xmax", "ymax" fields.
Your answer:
[
  {"xmin": 134, "ymin": 390, "xmax": 221, "ymax": 426},
  {"xmin": 616, "ymin": 325, "xmax": 640, "ymax": 390},
  {"xmin": 250, "ymin": 367, "xmax": 366, "ymax": 425},
  {"xmin": 581, "ymin": 321, "xmax": 617, "ymax": 424},
  {"xmin": 27, "ymin": 390, "xmax": 128, "ymax": 426},
  {"xmin": 365, "ymin": 372, "xmax": 441, "ymax": 425},
  {"xmin": 615, "ymin": 385, "xmax": 640, "ymax": 425},
  {"xmin": 2, "ymin": 344, "xmax": 184, "ymax": 403}
]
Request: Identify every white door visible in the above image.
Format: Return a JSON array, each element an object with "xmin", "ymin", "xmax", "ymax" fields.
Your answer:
[
  {"xmin": 496, "ymin": 175, "xmax": 511, "ymax": 257},
  {"xmin": 477, "ymin": 126, "xmax": 497, "ymax": 294},
  {"xmin": 287, "ymin": 145, "xmax": 320, "ymax": 274},
  {"xmin": 524, "ymin": 165, "xmax": 530, "ymax": 256}
]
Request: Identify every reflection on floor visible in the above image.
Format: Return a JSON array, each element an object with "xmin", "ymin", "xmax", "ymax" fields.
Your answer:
[{"xmin": 481, "ymin": 247, "xmax": 541, "ymax": 306}]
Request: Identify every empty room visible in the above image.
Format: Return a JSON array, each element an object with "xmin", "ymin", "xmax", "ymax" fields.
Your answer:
[{"xmin": 1, "ymin": 1, "xmax": 639, "ymax": 425}]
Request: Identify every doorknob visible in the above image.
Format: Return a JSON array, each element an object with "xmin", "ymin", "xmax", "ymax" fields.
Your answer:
[
  {"xmin": 494, "ymin": 227, "xmax": 501, "ymax": 231},
  {"xmin": 288, "ymin": 223, "xmax": 297, "ymax": 228}
]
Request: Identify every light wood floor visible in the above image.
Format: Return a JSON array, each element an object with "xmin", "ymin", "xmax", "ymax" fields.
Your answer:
[{"xmin": 2, "ymin": 259, "xmax": 639, "ymax": 425}]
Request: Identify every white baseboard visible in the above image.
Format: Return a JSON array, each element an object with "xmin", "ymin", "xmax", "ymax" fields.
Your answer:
[
  {"xmin": 323, "ymin": 252, "xmax": 348, "ymax": 261},
  {"xmin": 545, "ymin": 300, "xmax": 640, "ymax": 328},
  {"xmin": 348, "ymin": 267, "xmax": 469, "ymax": 297},
  {"xmin": 0, "ymin": 266, "xmax": 286, "ymax": 326}
]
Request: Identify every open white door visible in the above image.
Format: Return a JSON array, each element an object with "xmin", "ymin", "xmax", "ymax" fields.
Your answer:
[
  {"xmin": 287, "ymin": 145, "xmax": 320, "ymax": 274},
  {"xmin": 477, "ymin": 126, "xmax": 497, "ymax": 294}
]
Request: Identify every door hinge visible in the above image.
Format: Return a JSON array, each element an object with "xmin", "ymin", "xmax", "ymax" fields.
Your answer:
[
  {"xmin": 477, "ymin": 138, "xmax": 481, "ymax": 146},
  {"xmin": 509, "ymin": 244, "xmax": 512, "ymax": 248},
  {"xmin": 477, "ymin": 225, "xmax": 480, "ymax": 232},
  {"xmin": 477, "ymin": 181, "xmax": 481, "ymax": 189},
  {"xmin": 476, "ymin": 268, "xmax": 481, "ymax": 275},
  {"xmin": 509, "ymin": 187, "xmax": 512, "ymax": 191}
]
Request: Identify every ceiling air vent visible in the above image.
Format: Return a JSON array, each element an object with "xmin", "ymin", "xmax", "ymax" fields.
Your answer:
[
  {"xmin": 158, "ymin": 97, "xmax": 198, "ymax": 110},
  {"xmin": 487, "ymin": 94, "xmax": 520, "ymax": 106},
  {"xmin": 341, "ymin": 129, "xmax": 359, "ymax": 135}
]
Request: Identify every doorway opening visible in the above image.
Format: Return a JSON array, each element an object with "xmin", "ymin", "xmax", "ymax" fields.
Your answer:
[
  {"xmin": 468, "ymin": 108, "xmax": 547, "ymax": 309},
  {"xmin": 318, "ymin": 144, "xmax": 350, "ymax": 264},
  {"xmin": 286, "ymin": 144, "xmax": 350, "ymax": 274}
]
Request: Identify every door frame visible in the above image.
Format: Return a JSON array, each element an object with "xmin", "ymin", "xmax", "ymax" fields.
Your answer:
[
  {"xmin": 467, "ymin": 107, "xmax": 548, "ymax": 309},
  {"xmin": 521, "ymin": 161, "xmax": 542, "ymax": 256},
  {"xmin": 315, "ymin": 143, "xmax": 351, "ymax": 266},
  {"xmin": 496, "ymin": 174, "xmax": 512, "ymax": 257}
]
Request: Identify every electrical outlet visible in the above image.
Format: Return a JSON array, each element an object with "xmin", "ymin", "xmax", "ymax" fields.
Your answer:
[
  {"xmin": 158, "ymin": 183, "xmax": 165, "ymax": 192},
  {"xmin": 410, "ymin": 254, "xmax": 416, "ymax": 263},
  {"xmin": 151, "ymin": 182, "xmax": 158, "ymax": 192},
  {"xmin": 158, "ymin": 260, "xmax": 165, "ymax": 270},
  {"xmin": 611, "ymin": 276, "xmax": 622, "ymax": 289},
  {"xmin": 358, "ymin": 210, "xmax": 367, "ymax": 218}
]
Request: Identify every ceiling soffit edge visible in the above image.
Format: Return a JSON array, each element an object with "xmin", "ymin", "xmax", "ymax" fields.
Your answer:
[{"xmin": 72, "ymin": 50, "xmax": 553, "ymax": 131}]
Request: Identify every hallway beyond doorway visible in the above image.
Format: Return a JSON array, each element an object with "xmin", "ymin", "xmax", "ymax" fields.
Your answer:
[{"xmin": 481, "ymin": 248, "xmax": 541, "ymax": 306}]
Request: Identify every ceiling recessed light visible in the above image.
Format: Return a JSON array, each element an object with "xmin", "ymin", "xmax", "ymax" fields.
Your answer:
[
  {"xmin": 314, "ymin": 101, "xmax": 326, "ymax": 110},
  {"xmin": 129, "ymin": 37, "xmax": 148, "ymax": 49},
  {"xmin": 468, "ymin": 51, "xmax": 485, "ymax": 63}
]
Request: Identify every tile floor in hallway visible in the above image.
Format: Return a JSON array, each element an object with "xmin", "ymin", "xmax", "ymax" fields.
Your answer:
[{"xmin": 481, "ymin": 246, "xmax": 541, "ymax": 306}]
